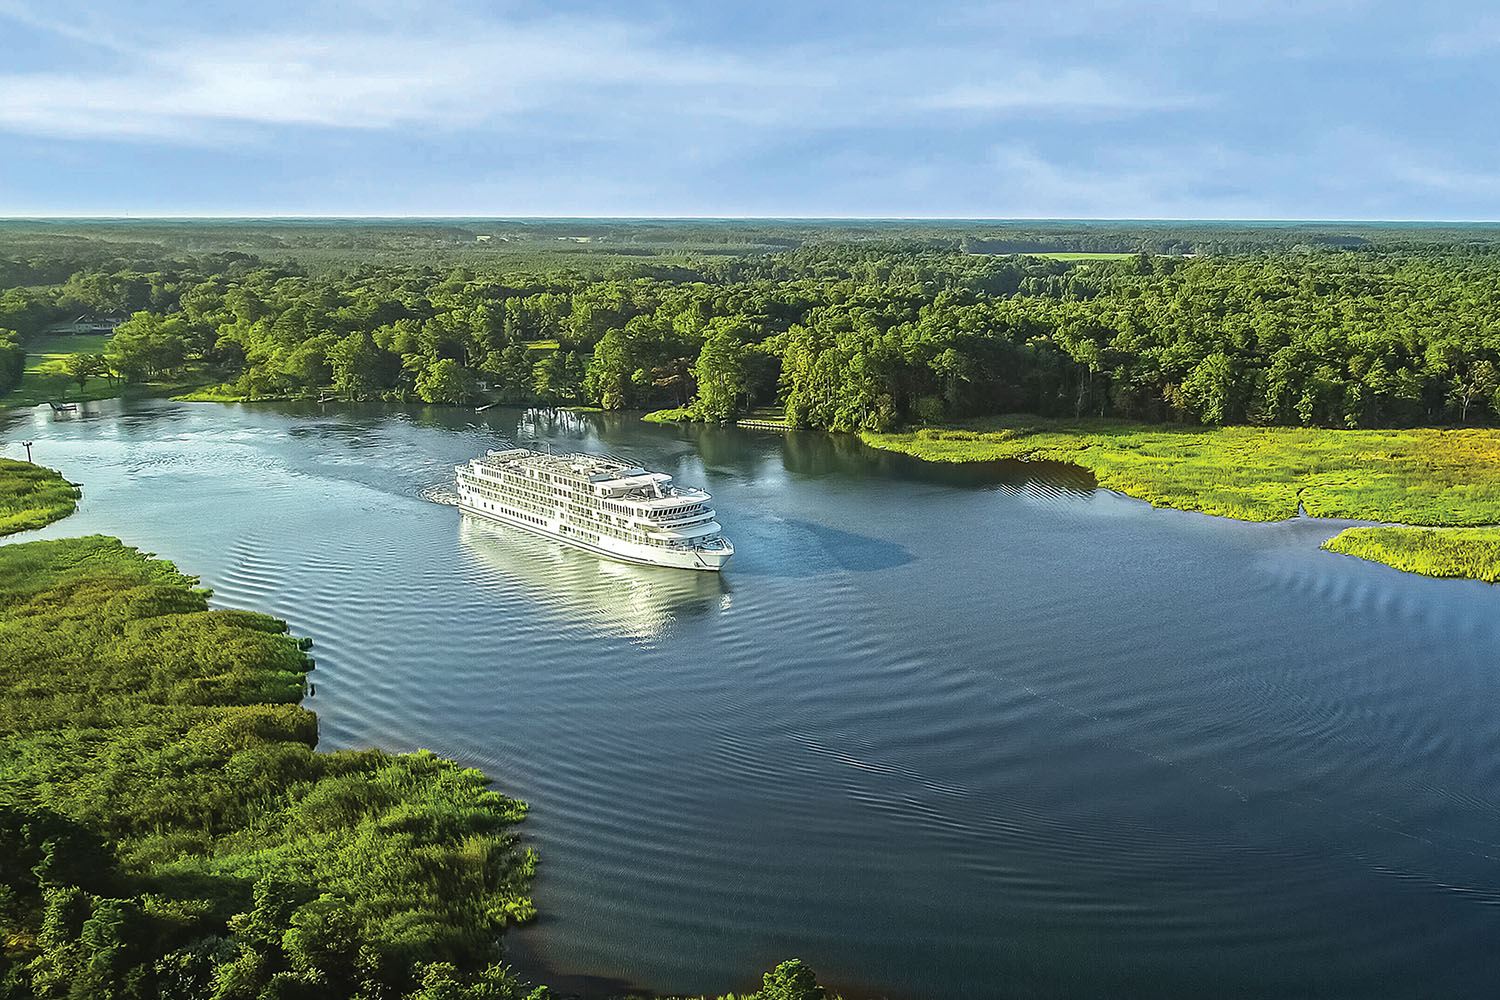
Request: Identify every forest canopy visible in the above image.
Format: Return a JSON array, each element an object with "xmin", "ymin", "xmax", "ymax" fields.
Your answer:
[{"xmin": 6, "ymin": 222, "xmax": 1500, "ymax": 432}]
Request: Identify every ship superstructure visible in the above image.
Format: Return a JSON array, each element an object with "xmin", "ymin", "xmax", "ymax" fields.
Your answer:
[{"xmin": 455, "ymin": 448, "xmax": 733, "ymax": 571}]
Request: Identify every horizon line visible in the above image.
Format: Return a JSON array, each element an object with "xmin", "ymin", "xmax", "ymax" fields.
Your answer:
[{"xmin": 3, "ymin": 215, "xmax": 1500, "ymax": 226}]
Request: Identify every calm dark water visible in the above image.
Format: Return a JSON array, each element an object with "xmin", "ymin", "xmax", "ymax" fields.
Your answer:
[{"xmin": 7, "ymin": 399, "xmax": 1500, "ymax": 999}]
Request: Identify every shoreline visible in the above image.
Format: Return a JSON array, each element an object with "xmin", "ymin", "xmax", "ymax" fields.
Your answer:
[
  {"xmin": 861, "ymin": 418, "xmax": 1500, "ymax": 584},
  {"xmin": 0, "ymin": 460, "xmax": 540, "ymax": 997}
]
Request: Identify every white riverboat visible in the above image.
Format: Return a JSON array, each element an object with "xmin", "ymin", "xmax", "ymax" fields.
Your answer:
[{"xmin": 455, "ymin": 448, "xmax": 734, "ymax": 571}]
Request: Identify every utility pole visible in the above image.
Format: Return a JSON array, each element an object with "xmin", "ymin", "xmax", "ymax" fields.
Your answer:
[{"xmin": 21, "ymin": 441, "xmax": 33, "ymax": 463}]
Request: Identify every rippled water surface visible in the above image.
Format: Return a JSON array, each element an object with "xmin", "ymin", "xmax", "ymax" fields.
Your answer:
[{"xmin": 7, "ymin": 400, "xmax": 1500, "ymax": 999}]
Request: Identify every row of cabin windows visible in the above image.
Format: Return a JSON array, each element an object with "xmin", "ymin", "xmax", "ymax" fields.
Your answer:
[
  {"xmin": 491, "ymin": 474, "xmax": 652, "ymax": 525},
  {"xmin": 474, "ymin": 482, "xmax": 630, "ymax": 534},
  {"xmin": 655, "ymin": 505, "xmax": 702, "ymax": 518},
  {"xmin": 496, "ymin": 471, "xmax": 620, "ymax": 514},
  {"xmin": 467, "ymin": 483, "xmax": 552, "ymax": 520},
  {"xmin": 488, "ymin": 477, "xmax": 559, "ymax": 510},
  {"xmin": 473, "ymin": 490, "xmax": 711, "ymax": 551},
  {"xmin": 474, "ymin": 483, "xmax": 641, "ymax": 541},
  {"xmin": 473, "ymin": 493, "xmax": 599, "ymax": 544},
  {"xmin": 489, "ymin": 468, "xmax": 707, "ymax": 524},
  {"xmin": 472, "ymin": 497, "xmax": 546, "ymax": 528},
  {"xmin": 557, "ymin": 523, "xmax": 601, "ymax": 544}
]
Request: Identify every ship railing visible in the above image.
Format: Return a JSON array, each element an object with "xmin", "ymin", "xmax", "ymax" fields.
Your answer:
[
  {"xmin": 615, "ymin": 486, "xmax": 703, "ymax": 502},
  {"xmin": 642, "ymin": 510, "xmax": 715, "ymax": 529}
]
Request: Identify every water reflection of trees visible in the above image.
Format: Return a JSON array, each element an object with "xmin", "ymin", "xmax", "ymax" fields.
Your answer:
[
  {"xmin": 310, "ymin": 400, "xmax": 1096, "ymax": 499},
  {"xmin": 776, "ymin": 428, "xmax": 1097, "ymax": 495},
  {"xmin": 515, "ymin": 407, "xmax": 602, "ymax": 443},
  {"xmin": 457, "ymin": 515, "xmax": 728, "ymax": 642}
]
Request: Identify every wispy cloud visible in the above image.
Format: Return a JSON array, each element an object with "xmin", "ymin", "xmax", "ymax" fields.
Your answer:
[
  {"xmin": 974, "ymin": 143, "xmax": 1268, "ymax": 219},
  {"xmin": 1, "ymin": 0, "xmax": 1495, "ymax": 218},
  {"xmin": 0, "ymin": 4, "xmax": 1194, "ymax": 143},
  {"xmin": 918, "ymin": 69, "xmax": 1202, "ymax": 116},
  {"xmin": 1428, "ymin": 15, "xmax": 1500, "ymax": 56},
  {"xmin": 0, "ymin": 18, "xmax": 774, "ymax": 140}
]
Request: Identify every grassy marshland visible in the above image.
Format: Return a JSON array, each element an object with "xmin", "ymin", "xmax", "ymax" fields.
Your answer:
[
  {"xmin": 863, "ymin": 419, "xmax": 1500, "ymax": 524},
  {"xmin": 862, "ymin": 418, "xmax": 1500, "ymax": 582},
  {"xmin": 642, "ymin": 405, "xmax": 696, "ymax": 423},
  {"xmin": 1322, "ymin": 526, "xmax": 1500, "ymax": 583},
  {"xmin": 0, "ymin": 532, "xmax": 540, "ymax": 998},
  {"xmin": 0, "ymin": 463, "xmax": 834, "ymax": 999},
  {"xmin": 0, "ymin": 459, "xmax": 80, "ymax": 535}
]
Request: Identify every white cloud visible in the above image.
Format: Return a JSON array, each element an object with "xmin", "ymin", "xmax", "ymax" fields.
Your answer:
[
  {"xmin": 0, "ymin": 19, "xmax": 775, "ymax": 139},
  {"xmin": 0, "ymin": 5, "xmax": 1194, "ymax": 144},
  {"xmin": 22, "ymin": 0, "xmax": 1490, "ymax": 218},
  {"xmin": 919, "ymin": 69, "xmax": 1201, "ymax": 115},
  {"xmin": 975, "ymin": 142, "xmax": 1287, "ymax": 219},
  {"xmin": 1428, "ymin": 15, "xmax": 1500, "ymax": 56},
  {"xmin": 947, "ymin": 0, "xmax": 1377, "ymax": 33}
]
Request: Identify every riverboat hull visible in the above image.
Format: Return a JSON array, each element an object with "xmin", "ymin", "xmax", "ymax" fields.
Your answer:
[{"xmin": 458, "ymin": 501, "xmax": 733, "ymax": 571}]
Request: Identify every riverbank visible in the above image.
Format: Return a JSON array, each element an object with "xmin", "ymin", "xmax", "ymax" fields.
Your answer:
[
  {"xmin": 862, "ymin": 418, "xmax": 1500, "ymax": 583},
  {"xmin": 0, "ymin": 458, "xmax": 79, "ymax": 535},
  {"xmin": 0, "ymin": 462, "xmax": 540, "ymax": 999},
  {"xmin": 643, "ymin": 405, "xmax": 789, "ymax": 428},
  {"xmin": 642, "ymin": 405, "xmax": 695, "ymax": 423},
  {"xmin": 0, "ymin": 332, "xmax": 210, "ymax": 409},
  {"xmin": 0, "ymin": 457, "xmax": 835, "ymax": 1000}
]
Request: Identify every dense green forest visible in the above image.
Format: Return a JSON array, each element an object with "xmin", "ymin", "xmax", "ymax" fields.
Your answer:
[{"xmin": 5, "ymin": 221, "xmax": 1500, "ymax": 432}]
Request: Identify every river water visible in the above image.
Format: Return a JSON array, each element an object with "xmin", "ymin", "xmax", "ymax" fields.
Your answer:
[{"xmin": 6, "ymin": 399, "xmax": 1500, "ymax": 999}]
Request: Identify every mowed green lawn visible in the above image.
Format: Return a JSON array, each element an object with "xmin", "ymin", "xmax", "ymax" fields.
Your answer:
[
  {"xmin": 5, "ymin": 332, "xmax": 117, "ymax": 408},
  {"xmin": 5, "ymin": 332, "xmax": 211, "ymax": 408},
  {"xmin": 26, "ymin": 331, "xmax": 113, "ymax": 365},
  {"xmin": 1030, "ymin": 252, "xmax": 1141, "ymax": 260},
  {"xmin": 863, "ymin": 417, "xmax": 1500, "ymax": 582}
]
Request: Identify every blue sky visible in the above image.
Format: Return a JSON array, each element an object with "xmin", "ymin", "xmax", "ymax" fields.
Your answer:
[{"xmin": 0, "ymin": 0, "xmax": 1496, "ymax": 218}]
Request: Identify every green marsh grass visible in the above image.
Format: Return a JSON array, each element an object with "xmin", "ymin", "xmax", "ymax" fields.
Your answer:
[
  {"xmin": 642, "ymin": 405, "xmax": 696, "ymax": 423},
  {"xmin": 1323, "ymin": 526, "xmax": 1500, "ymax": 583},
  {"xmin": 863, "ymin": 418, "xmax": 1500, "ymax": 526},
  {"xmin": 0, "ymin": 528, "xmax": 537, "ymax": 994},
  {"xmin": 0, "ymin": 459, "xmax": 80, "ymax": 535}
]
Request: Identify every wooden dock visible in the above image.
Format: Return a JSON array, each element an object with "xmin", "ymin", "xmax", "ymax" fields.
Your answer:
[
  {"xmin": 736, "ymin": 418, "xmax": 789, "ymax": 430},
  {"xmin": 47, "ymin": 401, "xmax": 78, "ymax": 413}
]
